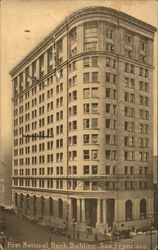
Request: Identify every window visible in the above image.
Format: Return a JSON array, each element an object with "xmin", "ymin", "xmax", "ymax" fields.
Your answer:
[
  {"xmin": 83, "ymin": 88, "xmax": 90, "ymax": 98},
  {"xmin": 92, "ymin": 165, "xmax": 98, "ymax": 174},
  {"xmin": 130, "ymin": 166, "xmax": 134, "ymax": 175},
  {"xmin": 106, "ymin": 88, "xmax": 110, "ymax": 98},
  {"xmin": 139, "ymin": 68, "xmax": 143, "ymax": 77},
  {"xmin": 130, "ymin": 79, "xmax": 135, "ymax": 89},
  {"xmin": 125, "ymin": 34, "xmax": 133, "ymax": 45},
  {"xmin": 83, "ymin": 134, "xmax": 90, "ymax": 144},
  {"xmin": 106, "ymin": 104, "xmax": 110, "ymax": 113},
  {"xmin": 125, "ymin": 49, "xmax": 133, "ymax": 58},
  {"xmin": 92, "ymin": 150, "xmax": 98, "ymax": 160},
  {"xmin": 83, "ymin": 119, "xmax": 90, "ymax": 129},
  {"xmin": 39, "ymin": 54, "xmax": 44, "ymax": 77},
  {"xmin": 47, "ymin": 46, "xmax": 53, "ymax": 72},
  {"xmin": 145, "ymin": 82, "xmax": 149, "ymax": 92},
  {"xmin": 83, "ymin": 57, "xmax": 90, "ymax": 67},
  {"xmin": 106, "ymin": 119, "xmax": 110, "ymax": 128},
  {"xmin": 106, "ymin": 57, "xmax": 111, "ymax": 67},
  {"xmin": 73, "ymin": 166, "xmax": 77, "ymax": 174},
  {"xmin": 83, "ymin": 104, "xmax": 90, "ymax": 113},
  {"xmin": 125, "ymin": 152, "xmax": 128, "ymax": 160},
  {"xmin": 84, "ymin": 181, "xmax": 90, "ymax": 190},
  {"xmin": 125, "ymin": 166, "xmax": 128, "ymax": 175},
  {"xmin": 92, "ymin": 56, "xmax": 98, "ymax": 67},
  {"xmin": 105, "ymin": 165, "xmax": 110, "ymax": 175},
  {"xmin": 84, "ymin": 22, "xmax": 98, "ymax": 51},
  {"xmin": 106, "ymin": 43, "xmax": 114, "ymax": 53},
  {"xmin": 72, "ymin": 121, "xmax": 77, "ymax": 130},
  {"xmin": 83, "ymin": 165, "xmax": 89, "ymax": 174},
  {"xmin": 140, "ymin": 40, "xmax": 146, "ymax": 51},
  {"xmin": 92, "ymin": 118, "xmax": 98, "ymax": 129},
  {"xmin": 125, "ymin": 92, "xmax": 129, "ymax": 102},
  {"xmin": 106, "ymin": 150, "xmax": 110, "ymax": 160},
  {"xmin": 145, "ymin": 69, "xmax": 148, "ymax": 78},
  {"xmin": 106, "ymin": 28, "xmax": 114, "ymax": 39},
  {"xmin": 92, "ymin": 88, "xmax": 98, "ymax": 98},
  {"xmin": 85, "ymin": 42, "xmax": 97, "ymax": 51},
  {"xmin": 92, "ymin": 103, "xmax": 98, "ymax": 113},
  {"xmin": 83, "ymin": 150, "xmax": 90, "ymax": 160},
  {"xmin": 83, "ymin": 73, "xmax": 90, "ymax": 83},
  {"xmin": 106, "ymin": 134, "xmax": 110, "ymax": 144},
  {"xmin": 130, "ymin": 65, "xmax": 135, "ymax": 74},
  {"xmin": 91, "ymin": 134, "xmax": 98, "ymax": 144},
  {"xmin": 106, "ymin": 73, "xmax": 111, "ymax": 83},
  {"xmin": 92, "ymin": 72, "xmax": 98, "ymax": 82}
]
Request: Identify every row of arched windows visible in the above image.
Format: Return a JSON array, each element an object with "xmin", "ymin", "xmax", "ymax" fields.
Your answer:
[
  {"xmin": 125, "ymin": 199, "xmax": 146, "ymax": 221},
  {"xmin": 14, "ymin": 193, "xmax": 64, "ymax": 219}
]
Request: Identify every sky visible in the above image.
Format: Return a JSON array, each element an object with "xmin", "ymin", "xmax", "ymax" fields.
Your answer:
[{"xmin": 0, "ymin": 0, "xmax": 158, "ymax": 157}]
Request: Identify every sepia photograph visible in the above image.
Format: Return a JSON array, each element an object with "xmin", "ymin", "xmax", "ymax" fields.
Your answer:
[{"xmin": 0, "ymin": 0, "xmax": 158, "ymax": 249}]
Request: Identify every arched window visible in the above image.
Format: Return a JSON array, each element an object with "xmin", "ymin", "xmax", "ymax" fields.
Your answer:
[
  {"xmin": 49, "ymin": 197, "xmax": 53, "ymax": 216},
  {"xmin": 58, "ymin": 198, "xmax": 63, "ymax": 219},
  {"xmin": 41, "ymin": 196, "xmax": 44, "ymax": 217},
  {"xmin": 14, "ymin": 193, "xmax": 18, "ymax": 207},
  {"xmin": 140, "ymin": 199, "xmax": 146, "ymax": 219},
  {"xmin": 125, "ymin": 200, "xmax": 132, "ymax": 221}
]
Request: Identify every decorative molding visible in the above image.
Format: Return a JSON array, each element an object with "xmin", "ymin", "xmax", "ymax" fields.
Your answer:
[{"xmin": 9, "ymin": 6, "xmax": 156, "ymax": 78}]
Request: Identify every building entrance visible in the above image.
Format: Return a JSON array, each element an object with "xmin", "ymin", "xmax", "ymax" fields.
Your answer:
[
  {"xmin": 106, "ymin": 199, "xmax": 115, "ymax": 228},
  {"xmin": 72, "ymin": 198, "xmax": 77, "ymax": 221},
  {"xmin": 85, "ymin": 199, "xmax": 97, "ymax": 227}
]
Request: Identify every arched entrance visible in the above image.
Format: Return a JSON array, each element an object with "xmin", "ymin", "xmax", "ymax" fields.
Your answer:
[
  {"xmin": 125, "ymin": 200, "xmax": 132, "ymax": 221},
  {"xmin": 58, "ymin": 198, "xmax": 63, "ymax": 219},
  {"xmin": 49, "ymin": 197, "xmax": 53, "ymax": 216},
  {"xmin": 140, "ymin": 199, "xmax": 146, "ymax": 219}
]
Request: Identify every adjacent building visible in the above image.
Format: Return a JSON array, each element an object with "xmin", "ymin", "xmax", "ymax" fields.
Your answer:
[{"xmin": 10, "ymin": 7, "xmax": 156, "ymax": 237}]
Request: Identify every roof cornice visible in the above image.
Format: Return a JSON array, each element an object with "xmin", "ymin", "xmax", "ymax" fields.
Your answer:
[{"xmin": 9, "ymin": 6, "xmax": 157, "ymax": 77}]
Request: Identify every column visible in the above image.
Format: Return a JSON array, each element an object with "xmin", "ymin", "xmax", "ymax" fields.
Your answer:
[
  {"xmin": 44, "ymin": 198, "xmax": 50, "ymax": 218},
  {"xmin": 23, "ymin": 196, "xmax": 28, "ymax": 215},
  {"xmin": 44, "ymin": 52, "xmax": 48, "ymax": 75},
  {"xmin": 36, "ymin": 196, "xmax": 41, "ymax": 217},
  {"xmin": 103, "ymin": 199, "xmax": 107, "ymax": 224},
  {"xmin": 148, "ymin": 197, "xmax": 154, "ymax": 218},
  {"xmin": 81, "ymin": 198, "xmax": 85, "ymax": 222},
  {"xmin": 133, "ymin": 199, "xmax": 140, "ymax": 220},
  {"xmin": 68, "ymin": 198, "xmax": 73, "ymax": 221},
  {"xmin": 77, "ymin": 198, "xmax": 80, "ymax": 222},
  {"xmin": 97, "ymin": 198, "xmax": 101, "ymax": 224}
]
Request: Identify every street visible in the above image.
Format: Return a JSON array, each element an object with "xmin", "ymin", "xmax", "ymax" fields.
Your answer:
[{"xmin": 1, "ymin": 212, "xmax": 158, "ymax": 250}]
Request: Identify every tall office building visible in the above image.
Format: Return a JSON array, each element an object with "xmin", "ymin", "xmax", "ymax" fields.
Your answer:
[{"xmin": 10, "ymin": 7, "xmax": 156, "ymax": 236}]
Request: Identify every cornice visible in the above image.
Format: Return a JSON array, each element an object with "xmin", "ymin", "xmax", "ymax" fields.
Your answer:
[{"xmin": 10, "ymin": 6, "xmax": 157, "ymax": 78}]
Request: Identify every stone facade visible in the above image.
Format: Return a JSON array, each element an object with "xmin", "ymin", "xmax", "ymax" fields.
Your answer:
[{"xmin": 10, "ymin": 7, "xmax": 156, "ymax": 239}]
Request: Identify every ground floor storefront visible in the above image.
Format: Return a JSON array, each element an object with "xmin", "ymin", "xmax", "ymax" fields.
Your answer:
[{"xmin": 12, "ymin": 190, "xmax": 154, "ymax": 240}]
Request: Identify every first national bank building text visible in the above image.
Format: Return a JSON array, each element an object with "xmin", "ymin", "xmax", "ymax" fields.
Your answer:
[{"xmin": 10, "ymin": 6, "xmax": 156, "ymax": 239}]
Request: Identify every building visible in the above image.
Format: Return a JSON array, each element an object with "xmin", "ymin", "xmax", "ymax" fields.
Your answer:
[
  {"xmin": 153, "ymin": 155, "xmax": 158, "ymax": 229},
  {"xmin": 10, "ymin": 7, "xmax": 156, "ymax": 238},
  {"xmin": 0, "ymin": 163, "xmax": 5, "ymax": 206},
  {"xmin": 0, "ymin": 77, "xmax": 12, "ymax": 207}
]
